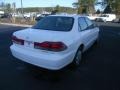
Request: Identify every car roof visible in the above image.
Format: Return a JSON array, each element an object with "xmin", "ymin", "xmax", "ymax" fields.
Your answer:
[{"xmin": 49, "ymin": 14, "xmax": 86, "ymax": 18}]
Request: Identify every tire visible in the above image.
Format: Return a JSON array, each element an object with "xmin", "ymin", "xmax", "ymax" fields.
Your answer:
[
  {"xmin": 95, "ymin": 37, "xmax": 99, "ymax": 45},
  {"xmin": 73, "ymin": 48, "xmax": 82, "ymax": 67}
]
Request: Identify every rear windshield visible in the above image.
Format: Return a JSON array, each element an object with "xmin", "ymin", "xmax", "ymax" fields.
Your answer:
[{"xmin": 32, "ymin": 16, "xmax": 74, "ymax": 31}]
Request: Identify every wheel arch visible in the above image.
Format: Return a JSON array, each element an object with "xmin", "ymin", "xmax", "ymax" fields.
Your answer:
[{"xmin": 78, "ymin": 44, "xmax": 84, "ymax": 52}]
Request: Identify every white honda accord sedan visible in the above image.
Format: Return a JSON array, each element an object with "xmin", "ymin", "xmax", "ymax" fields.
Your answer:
[{"xmin": 10, "ymin": 15, "xmax": 99, "ymax": 70}]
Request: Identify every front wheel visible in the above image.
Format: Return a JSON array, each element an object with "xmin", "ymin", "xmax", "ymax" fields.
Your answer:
[{"xmin": 73, "ymin": 49, "xmax": 82, "ymax": 66}]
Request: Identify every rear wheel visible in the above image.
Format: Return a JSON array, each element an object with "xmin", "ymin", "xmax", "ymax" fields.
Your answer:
[{"xmin": 73, "ymin": 48, "xmax": 82, "ymax": 66}]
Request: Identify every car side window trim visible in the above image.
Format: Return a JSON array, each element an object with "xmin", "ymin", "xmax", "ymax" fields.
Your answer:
[
  {"xmin": 78, "ymin": 18, "xmax": 81, "ymax": 31},
  {"xmin": 85, "ymin": 17, "xmax": 95, "ymax": 30},
  {"xmin": 78, "ymin": 24, "xmax": 81, "ymax": 31}
]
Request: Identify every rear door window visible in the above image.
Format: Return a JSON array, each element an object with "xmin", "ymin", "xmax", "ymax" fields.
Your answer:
[
  {"xmin": 78, "ymin": 17, "xmax": 88, "ymax": 31},
  {"xmin": 85, "ymin": 18, "xmax": 93, "ymax": 26}
]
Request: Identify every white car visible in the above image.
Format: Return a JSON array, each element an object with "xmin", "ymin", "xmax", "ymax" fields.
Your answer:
[
  {"xmin": 10, "ymin": 15, "xmax": 99, "ymax": 70},
  {"xmin": 87, "ymin": 15, "xmax": 98, "ymax": 21},
  {"xmin": 95, "ymin": 14, "xmax": 116, "ymax": 22},
  {"xmin": 24, "ymin": 13, "xmax": 31, "ymax": 18}
]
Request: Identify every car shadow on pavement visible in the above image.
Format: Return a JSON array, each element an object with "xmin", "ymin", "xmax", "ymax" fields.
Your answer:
[{"xmin": 23, "ymin": 42, "xmax": 99, "ymax": 83}]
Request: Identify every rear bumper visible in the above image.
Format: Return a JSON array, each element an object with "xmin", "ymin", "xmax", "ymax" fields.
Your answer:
[{"xmin": 10, "ymin": 45, "xmax": 75, "ymax": 70}]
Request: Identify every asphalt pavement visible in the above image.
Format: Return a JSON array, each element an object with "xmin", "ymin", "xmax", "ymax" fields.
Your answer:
[{"xmin": 0, "ymin": 23, "xmax": 120, "ymax": 90}]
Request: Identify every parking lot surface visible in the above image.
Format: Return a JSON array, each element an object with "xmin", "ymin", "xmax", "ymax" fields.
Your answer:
[{"xmin": 0, "ymin": 23, "xmax": 120, "ymax": 90}]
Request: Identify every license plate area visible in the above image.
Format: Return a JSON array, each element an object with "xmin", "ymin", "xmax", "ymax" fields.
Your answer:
[{"xmin": 24, "ymin": 41, "xmax": 34, "ymax": 48}]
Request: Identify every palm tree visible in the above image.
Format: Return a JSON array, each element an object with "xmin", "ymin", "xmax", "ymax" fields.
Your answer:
[
  {"xmin": 72, "ymin": 2, "xmax": 79, "ymax": 9},
  {"xmin": 87, "ymin": 0, "xmax": 96, "ymax": 14},
  {"xmin": 113, "ymin": 0, "xmax": 120, "ymax": 14},
  {"xmin": 73, "ymin": 0, "xmax": 95, "ymax": 14},
  {"xmin": 107, "ymin": 0, "xmax": 120, "ymax": 14}
]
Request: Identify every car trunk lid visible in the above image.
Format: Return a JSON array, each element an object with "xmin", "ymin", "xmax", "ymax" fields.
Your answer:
[{"xmin": 13, "ymin": 28, "xmax": 71, "ymax": 49}]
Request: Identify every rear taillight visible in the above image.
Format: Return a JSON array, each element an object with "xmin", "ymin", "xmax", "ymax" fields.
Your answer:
[
  {"xmin": 12, "ymin": 35, "xmax": 24, "ymax": 45},
  {"xmin": 34, "ymin": 41, "xmax": 67, "ymax": 52}
]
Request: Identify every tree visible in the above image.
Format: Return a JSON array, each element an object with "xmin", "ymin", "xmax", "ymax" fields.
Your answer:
[
  {"xmin": 87, "ymin": 0, "xmax": 96, "ymax": 14},
  {"xmin": 16, "ymin": 7, "xmax": 76, "ymax": 14},
  {"xmin": 113, "ymin": 0, "xmax": 120, "ymax": 14},
  {"xmin": 55, "ymin": 5, "xmax": 60, "ymax": 12},
  {"xmin": 5, "ymin": 3, "xmax": 12, "ymax": 13},
  {"xmin": 72, "ymin": 0, "xmax": 84, "ymax": 14},
  {"xmin": 12, "ymin": 2, "xmax": 16, "ymax": 13},
  {"xmin": 51, "ymin": 10, "xmax": 58, "ymax": 14},
  {"xmin": 0, "ymin": 2, "xmax": 5, "ymax": 11},
  {"xmin": 74, "ymin": 0, "xmax": 120, "ymax": 14},
  {"xmin": 72, "ymin": 2, "xmax": 79, "ymax": 9},
  {"xmin": 72, "ymin": 2, "xmax": 80, "ymax": 13},
  {"xmin": 73, "ymin": 0, "xmax": 95, "ymax": 14},
  {"xmin": 107, "ymin": 0, "xmax": 120, "ymax": 14}
]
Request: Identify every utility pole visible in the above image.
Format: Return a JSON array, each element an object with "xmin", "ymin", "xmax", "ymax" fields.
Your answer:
[
  {"xmin": 3, "ymin": 0, "xmax": 5, "ymax": 13},
  {"xmin": 12, "ymin": 2, "xmax": 16, "ymax": 23},
  {"xmin": 21, "ymin": 0, "xmax": 23, "ymax": 17}
]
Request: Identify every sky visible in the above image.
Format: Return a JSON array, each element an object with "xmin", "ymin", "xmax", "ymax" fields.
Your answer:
[{"xmin": 1, "ymin": 0, "xmax": 77, "ymax": 8}]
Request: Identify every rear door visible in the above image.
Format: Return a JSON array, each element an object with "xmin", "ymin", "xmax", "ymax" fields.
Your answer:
[
  {"xmin": 78, "ymin": 17, "xmax": 92, "ymax": 49},
  {"xmin": 85, "ymin": 17, "xmax": 99, "ymax": 42}
]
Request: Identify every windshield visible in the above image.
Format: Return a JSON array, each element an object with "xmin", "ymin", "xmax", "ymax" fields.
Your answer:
[{"xmin": 32, "ymin": 16, "xmax": 74, "ymax": 31}]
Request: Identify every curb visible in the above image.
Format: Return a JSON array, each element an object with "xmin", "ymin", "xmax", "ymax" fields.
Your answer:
[{"xmin": 0, "ymin": 23, "xmax": 32, "ymax": 27}]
